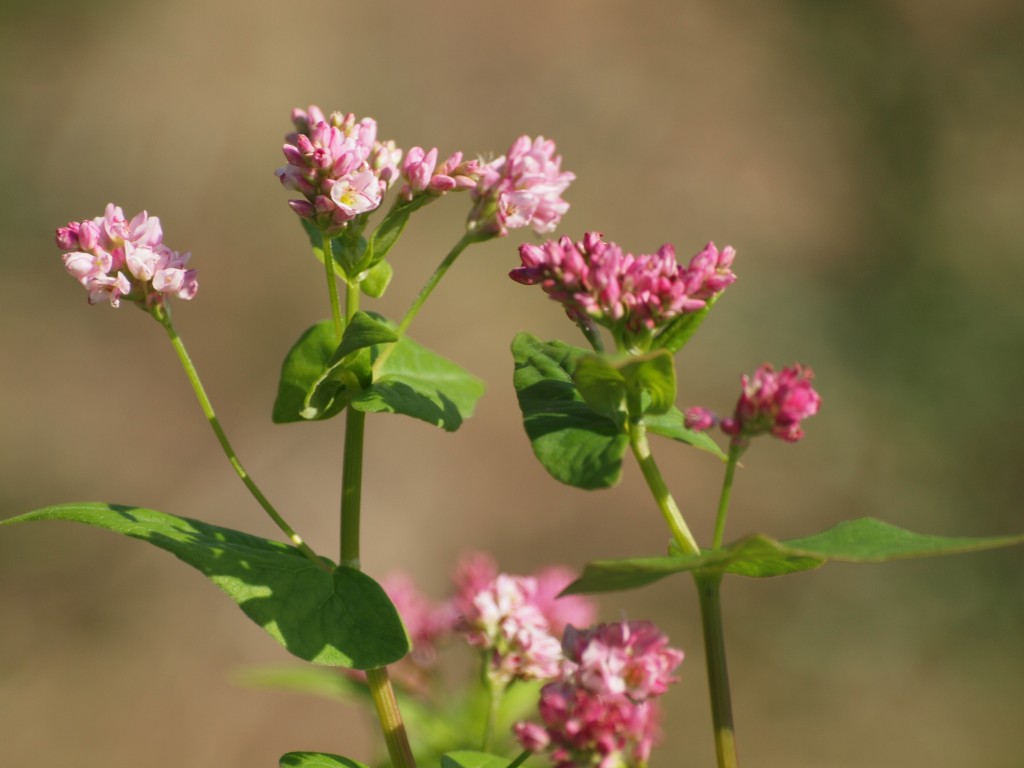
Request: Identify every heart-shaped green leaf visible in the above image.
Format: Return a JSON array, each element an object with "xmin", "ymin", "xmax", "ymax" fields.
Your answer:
[
  {"xmin": 617, "ymin": 349, "xmax": 676, "ymax": 415},
  {"xmin": 512, "ymin": 333, "xmax": 628, "ymax": 489},
  {"xmin": 563, "ymin": 517, "xmax": 1024, "ymax": 594},
  {"xmin": 572, "ymin": 354, "xmax": 628, "ymax": 421},
  {"xmin": 302, "ymin": 312, "xmax": 397, "ymax": 416},
  {"xmin": 574, "ymin": 350, "xmax": 677, "ymax": 418},
  {"xmin": 273, "ymin": 321, "xmax": 346, "ymax": 423},
  {"xmin": 351, "ymin": 332, "xmax": 484, "ymax": 432},
  {"xmin": 1, "ymin": 504, "xmax": 410, "ymax": 668}
]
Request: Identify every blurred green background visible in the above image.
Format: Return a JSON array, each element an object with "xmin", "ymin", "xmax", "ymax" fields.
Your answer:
[{"xmin": 2, "ymin": 1, "xmax": 1022, "ymax": 766}]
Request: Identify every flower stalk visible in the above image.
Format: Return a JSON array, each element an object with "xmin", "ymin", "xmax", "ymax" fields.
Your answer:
[
  {"xmin": 152, "ymin": 305, "xmax": 324, "ymax": 569},
  {"xmin": 370, "ymin": 229, "xmax": 488, "ymax": 376},
  {"xmin": 712, "ymin": 444, "xmax": 744, "ymax": 550},
  {"xmin": 322, "ymin": 233, "xmax": 344, "ymax": 340},
  {"xmin": 625, "ymin": 392, "xmax": 700, "ymax": 557}
]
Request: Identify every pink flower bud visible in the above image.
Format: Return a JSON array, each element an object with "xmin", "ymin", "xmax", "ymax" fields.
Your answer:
[
  {"xmin": 287, "ymin": 199, "xmax": 316, "ymax": 219},
  {"xmin": 512, "ymin": 722, "xmax": 550, "ymax": 753},
  {"xmin": 724, "ymin": 364, "xmax": 821, "ymax": 444},
  {"xmin": 55, "ymin": 222, "xmax": 81, "ymax": 251},
  {"xmin": 684, "ymin": 407, "xmax": 717, "ymax": 432},
  {"xmin": 428, "ymin": 175, "xmax": 457, "ymax": 193}
]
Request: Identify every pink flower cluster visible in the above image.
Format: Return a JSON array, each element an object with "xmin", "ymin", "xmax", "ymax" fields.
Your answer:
[
  {"xmin": 373, "ymin": 554, "xmax": 595, "ymax": 692},
  {"xmin": 469, "ymin": 135, "xmax": 575, "ymax": 236},
  {"xmin": 453, "ymin": 553, "xmax": 596, "ymax": 685},
  {"xmin": 511, "ymin": 233, "xmax": 736, "ymax": 336},
  {"xmin": 685, "ymin": 363, "xmax": 821, "ymax": 445},
  {"xmin": 399, "ymin": 147, "xmax": 482, "ymax": 202},
  {"xmin": 55, "ymin": 204, "xmax": 197, "ymax": 308},
  {"xmin": 276, "ymin": 105, "xmax": 401, "ymax": 234},
  {"xmin": 514, "ymin": 621, "xmax": 683, "ymax": 768}
]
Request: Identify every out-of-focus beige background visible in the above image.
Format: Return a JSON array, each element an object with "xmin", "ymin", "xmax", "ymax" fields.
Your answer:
[{"xmin": 2, "ymin": 1, "xmax": 1022, "ymax": 766}]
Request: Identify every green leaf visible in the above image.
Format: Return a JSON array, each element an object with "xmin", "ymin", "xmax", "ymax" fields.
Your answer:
[
  {"xmin": 359, "ymin": 258, "xmax": 393, "ymax": 298},
  {"xmin": 573, "ymin": 350, "xmax": 677, "ymax": 419},
  {"xmin": 441, "ymin": 752, "xmax": 513, "ymax": 768},
  {"xmin": 302, "ymin": 313, "xmax": 398, "ymax": 421},
  {"xmin": 331, "ymin": 312, "xmax": 398, "ymax": 362},
  {"xmin": 564, "ymin": 517, "xmax": 1024, "ymax": 594},
  {"xmin": 362, "ymin": 197, "xmax": 431, "ymax": 270},
  {"xmin": 280, "ymin": 753, "xmax": 370, "ymax": 768},
  {"xmin": 1, "ymin": 504, "xmax": 410, "ymax": 668},
  {"xmin": 512, "ymin": 333, "xmax": 628, "ymax": 490},
  {"xmin": 783, "ymin": 518, "xmax": 1024, "ymax": 561},
  {"xmin": 652, "ymin": 298, "xmax": 715, "ymax": 354},
  {"xmin": 273, "ymin": 321, "xmax": 346, "ymax": 423},
  {"xmin": 351, "ymin": 333, "xmax": 485, "ymax": 432},
  {"xmin": 572, "ymin": 355, "xmax": 628, "ymax": 421},
  {"xmin": 617, "ymin": 350, "xmax": 676, "ymax": 415},
  {"xmin": 645, "ymin": 407, "xmax": 728, "ymax": 460}
]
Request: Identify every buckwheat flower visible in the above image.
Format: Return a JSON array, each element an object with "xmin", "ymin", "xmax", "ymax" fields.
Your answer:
[
  {"xmin": 275, "ymin": 104, "xmax": 401, "ymax": 234},
  {"xmin": 512, "ymin": 233, "xmax": 735, "ymax": 344},
  {"xmin": 329, "ymin": 169, "xmax": 384, "ymax": 217},
  {"xmin": 457, "ymin": 573, "xmax": 564, "ymax": 684},
  {"xmin": 720, "ymin": 363, "xmax": 821, "ymax": 444},
  {"xmin": 516, "ymin": 682, "xmax": 661, "ymax": 768},
  {"xmin": 55, "ymin": 204, "xmax": 197, "ymax": 308},
  {"xmin": 468, "ymin": 135, "xmax": 574, "ymax": 236},
  {"xmin": 515, "ymin": 620, "xmax": 681, "ymax": 768},
  {"xmin": 562, "ymin": 621, "xmax": 683, "ymax": 702}
]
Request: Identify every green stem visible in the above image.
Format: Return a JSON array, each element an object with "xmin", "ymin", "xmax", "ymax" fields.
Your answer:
[
  {"xmin": 505, "ymin": 752, "xmax": 531, "ymax": 768},
  {"xmin": 711, "ymin": 444, "xmax": 744, "ymax": 550},
  {"xmin": 366, "ymin": 667, "xmax": 418, "ymax": 768},
  {"xmin": 625, "ymin": 394, "xmax": 700, "ymax": 556},
  {"xmin": 695, "ymin": 572, "xmax": 739, "ymax": 768},
  {"xmin": 322, "ymin": 232, "xmax": 344, "ymax": 339},
  {"xmin": 152, "ymin": 306, "xmax": 324, "ymax": 569},
  {"xmin": 339, "ymin": 407, "xmax": 365, "ymax": 569},
  {"xmin": 372, "ymin": 230, "xmax": 483, "ymax": 375},
  {"xmin": 346, "ymin": 279, "xmax": 360, "ymax": 323},
  {"xmin": 481, "ymin": 672, "xmax": 506, "ymax": 752},
  {"xmin": 335, "ymin": 280, "xmax": 415, "ymax": 767},
  {"xmin": 339, "ymin": 270, "xmax": 363, "ymax": 568}
]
